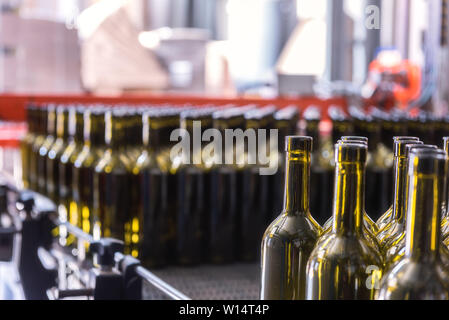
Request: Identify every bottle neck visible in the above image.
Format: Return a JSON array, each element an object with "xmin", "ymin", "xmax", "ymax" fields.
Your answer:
[
  {"xmin": 40, "ymin": 109, "xmax": 48, "ymax": 136},
  {"xmin": 75, "ymin": 113, "xmax": 84, "ymax": 143},
  {"xmin": 283, "ymin": 150, "xmax": 310, "ymax": 215},
  {"xmin": 332, "ymin": 161, "xmax": 365, "ymax": 235},
  {"xmin": 406, "ymin": 172, "xmax": 444, "ymax": 262},
  {"xmin": 105, "ymin": 115, "xmax": 125, "ymax": 151},
  {"xmin": 47, "ymin": 109, "xmax": 56, "ymax": 137},
  {"xmin": 62, "ymin": 111, "xmax": 69, "ymax": 140},
  {"xmin": 90, "ymin": 116, "xmax": 105, "ymax": 148},
  {"xmin": 392, "ymin": 156, "xmax": 408, "ymax": 222}
]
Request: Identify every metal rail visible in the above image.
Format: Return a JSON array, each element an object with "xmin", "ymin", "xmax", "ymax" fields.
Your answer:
[
  {"xmin": 114, "ymin": 252, "xmax": 190, "ymax": 301},
  {"xmin": 1, "ymin": 171, "xmax": 191, "ymax": 300}
]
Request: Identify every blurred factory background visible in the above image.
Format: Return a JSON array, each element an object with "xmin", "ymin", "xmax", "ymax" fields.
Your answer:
[{"xmin": 0, "ymin": 0, "xmax": 445, "ymax": 114}]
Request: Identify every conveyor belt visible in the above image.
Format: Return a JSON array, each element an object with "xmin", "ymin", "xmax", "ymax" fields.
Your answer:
[{"xmin": 143, "ymin": 263, "xmax": 260, "ymax": 300}]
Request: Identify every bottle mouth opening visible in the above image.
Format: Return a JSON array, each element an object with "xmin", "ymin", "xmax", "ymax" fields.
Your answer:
[
  {"xmin": 284, "ymin": 136, "xmax": 313, "ymax": 153},
  {"xmin": 409, "ymin": 150, "xmax": 447, "ymax": 175},
  {"xmin": 394, "ymin": 140, "xmax": 423, "ymax": 157},
  {"xmin": 341, "ymin": 136, "xmax": 368, "ymax": 143},
  {"xmin": 335, "ymin": 142, "xmax": 367, "ymax": 163}
]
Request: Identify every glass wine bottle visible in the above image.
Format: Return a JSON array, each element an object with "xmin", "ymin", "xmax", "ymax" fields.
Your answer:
[
  {"xmin": 306, "ymin": 142, "xmax": 382, "ymax": 300},
  {"xmin": 378, "ymin": 149, "xmax": 449, "ymax": 300},
  {"xmin": 260, "ymin": 136, "xmax": 321, "ymax": 300}
]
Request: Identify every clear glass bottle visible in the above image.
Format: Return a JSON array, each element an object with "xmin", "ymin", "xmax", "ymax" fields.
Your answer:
[
  {"xmin": 377, "ymin": 149, "xmax": 449, "ymax": 300},
  {"xmin": 306, "ymin": 142, "xmax": 382, "ymax": 300},
  {"xmin": 260, "ymin": 136, "xmax": 321, "ymax": 300}
]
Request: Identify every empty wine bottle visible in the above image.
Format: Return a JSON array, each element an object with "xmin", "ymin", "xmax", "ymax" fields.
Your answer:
[
  {"xmin": 304, "ymin": 106, "xmax": 333, "ymax": 225},
  {"xmin": 382, "ymin": 144, "xmax": 439, "ymax": 267},
  {"xmin": 176, "ymin": 108, "xmax": 218, "ymax": 265},
  {"xmin": 94, "ymin": 109, "xmax": 134, "ymax": 246},
  {"xmin": 376, "ymin": 139, "xmax": 423, "ymax": 249},
  {"xmin": 64, "ymin": 106, "xmax": 88, "ymax": 241},
  {"xmin": 376, "ymin": 136, "xmax": 421, "ymax": 231},
  {"xmin": 322, "ymin": 136, "xmax": 379, "ymax": 238},
  {"xmin": 135, "ymin": 107, "xmax": 185, "ymax": 266},
  {"xmin": 131, "ymin": 108, "xmax": 167, "ymax": 267},
  {"xmin": 209, "ymin": 105, "xmax": 254, "ymax": 264},
  {"xmin": 350, "ymin": 106, "xmax": 390, "ymax": 221},
  {"xmin": 46, "ymin": 106, "xmax": 69, "ymax": 203},
  {"xmin": 378, "ymin": 149, "xmax": 449, "ymax": 300},
  {"xmin": 240, "ymin": 106, "xmax": 277, "ymax": 262},
  {"xmin": 21, "ymin": 104, "xmax": 38, "ymax": 189},
  {"xmin": 270, "ymin": 106, "xmax": 299, "ymax": 221},
  {"xmin": 72, "ymin": 107, "xmax": 106, "ymax": 240},
  {"xmin": 441, "ymin": 137, "xmax": 449, "ymax": 247},
  {"xmin": 306, "ymin": 142, "xmax": 382, "ymax": 300},
  {"xmin": 328, "ymin": 105, "xmax": 353, "ymax": 146},
  {"xmin": 260, "ymin": 136, "xmax": 321, "ymax": 300},
  {"xmin": 37, "ymin": 104, "xmax": 57, "ymax": 195},
  {"xmin": 29, "ymin": 106, "xmax": 48, "ymax": 191}
]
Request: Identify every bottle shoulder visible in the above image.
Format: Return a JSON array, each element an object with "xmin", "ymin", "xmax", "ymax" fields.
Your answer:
[
  {"xmin": 60, "ymin": 141, "xmax": 81, "ymax": 163},
  {"xmin": 48, "ymin": 139, "xmax": 65, "ymax": 159},
  {"xmin": 95, "ymin": 150, "xmax": 133, "ymax": 174},
  {"xmin": 263, "ymin": 213, "xmax": 321, "ymax": 243},
  {"xmin": 379, "ymin": 259, "xmax": 449, "ymax": 300},
  {"xmin": 75, "ymin": 146, "xmax": 104, "ymax": 168},
  {"xmin": 309, "ymin": 233, "xmax": 383, "ymax": 266}
]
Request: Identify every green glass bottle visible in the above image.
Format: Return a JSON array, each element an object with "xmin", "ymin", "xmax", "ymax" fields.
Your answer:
[
  {"xmin": 260, "ymin": 136, "xmax": 321, "ymax": 300},
  {"xmin": 29, "ymin": 106, "xmax": 48, "ymax": 191},
  {"xmin": 176, "ymin": 108, "xmax": 218, "ymax": 265},
  {"xmin": 322, "ymin": 136, "xmax": 379, "ymax": 237},
  {"xmin": 271, "ymin": 106, "xmax": 299, "ymax": 221},
  {"xmin": 209, "ymin": 105, "xmax": 255, "ymax": 264},
  {"xmin": 376, "ymin": 139, "xmax": 423, "ymax": 249},
  {"xmin": 72, "ymin": 107, "xmax": 106, "ymax": 240},
  {"xmin": 65, "ymin": 106, "xmax": 90, "ymax": 238},
  {"xmin": 377, "ymin": 149, "xmax": 449, "ymax": 300},
  {"xmin": 440, "ymin": 137, "xmax": 449, "ymax": 246},
  {"xmin": 382, "ymin": 145, "xmax": 440, "ymax": 267},
  {"xmin": 376, "ymin": 136, "xmax": 421, "ymax": 231},
  {"xmin": 37, "ymin": 104, "xmax": 57, "ymax": 195},
  {"xmin": 20, "ymin": 104, "xmax": 38, "ymax": 189},
  {"xmin": 131, "ymin": 107, "xmax": 185, "ymax": 264},
  {"xmin": 306, "ymin": 142, "xmax": 383, "ymax": 300},
  {"xmin": 131, "ymin": 108, "xmax": 165, "ymax": 265},
  {"xmin": 240, "ymin": 106, "xmax": 277, "ymax": 262},
  {"xmin": 47, "ymin": 106, "xmax": 70, "ymax": 203},
  {"xmin": 304, "ymin": 106, "xmax": 333, "ymax": 226},
  {"xmin": 61, "ymin": 106, "xmax": 86, "ymax": 243},
  {"xmin": 94, "ymin": 108, "xmax": 134, "ymax": 244}
]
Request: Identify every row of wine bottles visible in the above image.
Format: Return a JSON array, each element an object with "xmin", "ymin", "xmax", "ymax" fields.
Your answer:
[
  {"xmin": 261, "ymin": 135, "xmax": 449, "ymax": 300},
  {"xmin": 21, "ymin": 103, "xmax": 302, "ymax": 267},
  {"xmin": 307, "ymin": 105, "xmax": 449, "ymax": 224}
]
